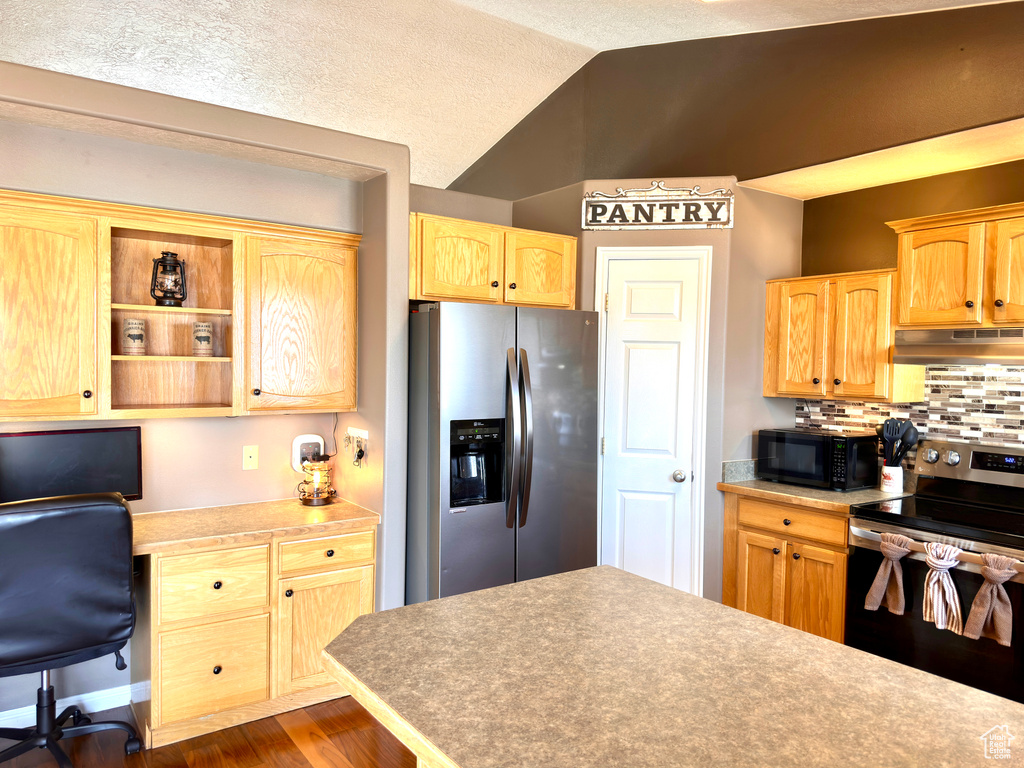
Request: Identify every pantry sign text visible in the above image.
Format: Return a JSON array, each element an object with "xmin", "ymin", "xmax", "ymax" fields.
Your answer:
[{"xmin": 582, "ymin": 182, "xmax": 733, "ymax": 230}]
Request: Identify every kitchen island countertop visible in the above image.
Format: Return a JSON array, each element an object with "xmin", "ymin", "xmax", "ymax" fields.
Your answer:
[{"xmin": 322, "ymin": 565, "xmax": 1024, "ymax": 768}]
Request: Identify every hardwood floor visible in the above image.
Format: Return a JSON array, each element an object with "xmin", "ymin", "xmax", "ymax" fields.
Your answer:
[{"xmin": 1, "ymin": 698, "xmax": 415, "ymax": 768}]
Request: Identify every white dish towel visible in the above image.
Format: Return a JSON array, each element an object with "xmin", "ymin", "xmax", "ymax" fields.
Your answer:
[{"xmin": 922, "ymin": 542, "xmax": 964, "ymax": 635}]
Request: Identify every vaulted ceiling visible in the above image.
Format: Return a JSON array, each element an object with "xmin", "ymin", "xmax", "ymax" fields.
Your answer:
[{"xmin": 0, "ymin": 0, "xmax": 1007, "ymax": 188}]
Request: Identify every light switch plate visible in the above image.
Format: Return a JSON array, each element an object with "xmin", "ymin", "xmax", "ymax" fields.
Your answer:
[{"xmin": 242, "ymin": 444, "xmax": 259, "ymax": 471}]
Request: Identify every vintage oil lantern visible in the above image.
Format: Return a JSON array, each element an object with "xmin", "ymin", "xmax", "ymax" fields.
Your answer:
[{"xmin": 150, "ymin": 251, "xmax": 187, "ymax": 307}]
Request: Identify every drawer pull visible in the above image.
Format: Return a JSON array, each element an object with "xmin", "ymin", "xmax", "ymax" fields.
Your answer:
[
  {"xmin": 285, "ymin": 589, "xmax": 294, "ymax": 597},
  {"xmin": 792, "ymin": 553, "xmax": 801, "ymax": 560},
  {"xmin": 326, "ymin": 549, "xmax": 335, "ymax": 557},
  {"xmin": 783, "ymin": 519, "xmax": 792, "ymax": 526},
  {"xmin": 213, "ymin": 581, "xmax": 222, "ymax": 590},
  {"xmin": 213, "ymin": 665, "xmax": 222, "ymax": 675},
  {"xmin": 772, "ymin": 547, "xmax": 780, "ymax": 555}
]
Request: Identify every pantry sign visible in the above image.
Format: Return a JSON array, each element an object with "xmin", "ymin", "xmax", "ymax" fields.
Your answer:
[{"xmin": 582, "ymin": 181, "xmax": 734, "ymax": 230}]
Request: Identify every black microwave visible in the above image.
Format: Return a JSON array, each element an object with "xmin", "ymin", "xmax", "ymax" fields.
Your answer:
[{"xmin": 756, "ymin": 428, "xmax": 879, "ymax": 491}]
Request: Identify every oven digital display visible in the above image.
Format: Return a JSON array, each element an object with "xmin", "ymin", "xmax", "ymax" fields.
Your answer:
[{"xmin": 971, "ymin": 451, "xmax": 1024, "ymax": 473}]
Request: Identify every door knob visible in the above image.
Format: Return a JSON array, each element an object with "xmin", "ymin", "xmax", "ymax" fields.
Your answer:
[{"xmin": 672, "ymin": 470, "xmax": 686, "ymax": 483}]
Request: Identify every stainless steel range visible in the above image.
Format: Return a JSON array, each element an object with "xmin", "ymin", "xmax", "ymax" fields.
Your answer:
[{"xmin": 846, "ymin": 438, "xmax": 1024, "ymax": 702}]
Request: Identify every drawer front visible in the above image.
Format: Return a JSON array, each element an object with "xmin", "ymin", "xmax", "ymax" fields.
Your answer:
[
  {"xmin": 279, "ymin": 529, "xmax": 375, "ymax": 575},
  {"xmin": 737, "ymin": 497, "xmax": 847, "ymax": 548},
  {"xmin": 158, "ymin": 613, "xmax": 270, "ymax": 724},
  {"xmin": 157, "ymin": 545, "xmax": 269, "ymax": 624}
]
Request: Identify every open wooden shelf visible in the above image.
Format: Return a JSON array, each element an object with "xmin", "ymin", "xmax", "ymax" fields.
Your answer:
[
  {"xmin": 112, "ymin": 355, "xmax": 231, "ymax": 363},
  {"xmin": 109, "ymin": 223, "xmax": 237, "ymax": 413},
  {"xmin": 111, "ymin": 303, "xmax": 232, "ymax": 316}
]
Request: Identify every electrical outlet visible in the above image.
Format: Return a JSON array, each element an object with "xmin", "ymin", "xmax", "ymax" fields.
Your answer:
[
  {"xmin": 291, "ymin": 434, "xmax": 325, "ymax": 471},
  {"xmin": 242, "ymin": 444, "xmax": 259, "ymax": 471}
]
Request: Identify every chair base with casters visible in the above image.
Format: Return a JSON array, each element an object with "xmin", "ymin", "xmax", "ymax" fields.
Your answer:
[{"xmin": 0, "ymin": 670, "xmax": 141, "ymax": 767}]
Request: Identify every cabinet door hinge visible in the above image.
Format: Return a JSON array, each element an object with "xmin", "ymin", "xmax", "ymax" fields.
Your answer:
[
  {"xmin": 604, "ymin": 293, "xmax": 609, "ymax": 311},
  {"xmin": 601, "ymin": 437, "xmax": 605, "ymax": 455}
]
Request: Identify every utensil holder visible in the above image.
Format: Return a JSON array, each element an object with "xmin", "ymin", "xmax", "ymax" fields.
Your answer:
[{"xmin": 880, "ymin": 465, "xmax": 903, "ymax": 494}]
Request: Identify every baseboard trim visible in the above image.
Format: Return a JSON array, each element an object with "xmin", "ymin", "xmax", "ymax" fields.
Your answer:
[{"xmin": 0, "ymin": 685, "xmax": 131, "ymax": 729}]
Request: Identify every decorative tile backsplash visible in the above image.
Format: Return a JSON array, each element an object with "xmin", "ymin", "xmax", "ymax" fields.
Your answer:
[{"xmin": 795, "ymin": 365, "xmax": 1024, "ymax": 466}]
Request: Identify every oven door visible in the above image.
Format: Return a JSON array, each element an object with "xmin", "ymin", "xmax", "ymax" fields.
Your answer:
[
  {"xmin": 756, "ymin": 431, "xmax": 831, "ymax": 488},
  {"xmin": 845, "ymin": 527, "xmax": 1024, "ymax": 703}
]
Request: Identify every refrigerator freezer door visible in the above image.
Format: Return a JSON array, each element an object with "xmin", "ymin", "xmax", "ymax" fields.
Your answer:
[
  {"xmin": 437, "ymin": 303, "xmax": 517, "ymax": 598},
  {"xmin": 515, "ymin": 308, "xmax": 599, "ymax": 581}
]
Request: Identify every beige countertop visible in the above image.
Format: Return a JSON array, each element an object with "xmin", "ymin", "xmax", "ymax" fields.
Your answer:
[
  {"xmin": 131, "ymin": 497, "xmax": 379, "ymax": 555},
  {"xmin": 718, "ymin": 478, "xmax": 909, "ymax": 513},
  {"xmin": 323, "ymin": 565, "xmax": 1024, "ymax": 768}
]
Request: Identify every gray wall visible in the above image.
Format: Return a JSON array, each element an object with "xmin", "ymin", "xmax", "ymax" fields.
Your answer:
[
  {"xmin": 513, "ymin": 178, "xmax": 801, "ymax": 602},
  {"xmin": 0, "ymin": 63, "xmax": 410, "ymax": 718},
  {"xmin": 726, "ymin": 186, "xmax": 803, "ymax": 464},
  {"xmin": 410, "ymin": 184, "xmax": 512, "ymax": 226},
  {"xmin": 452, "ymin": 3, "xmax": 1024, "ymax": 201}
]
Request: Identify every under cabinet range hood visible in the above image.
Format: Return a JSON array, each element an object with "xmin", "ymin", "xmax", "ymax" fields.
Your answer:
[{"xmin": 893, "ymin": 328, "xmax": 1024, "ymax": 365}]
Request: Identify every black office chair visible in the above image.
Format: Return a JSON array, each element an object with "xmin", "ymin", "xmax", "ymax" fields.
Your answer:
[{"xmin": 0, "ymin": 493, "xmax": 141, "ymax": 767}]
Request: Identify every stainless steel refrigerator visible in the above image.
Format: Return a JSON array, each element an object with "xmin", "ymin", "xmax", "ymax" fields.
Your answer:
[{"xmin": 406, "ymin": 302, "xmax": 599, "ymax": 604}]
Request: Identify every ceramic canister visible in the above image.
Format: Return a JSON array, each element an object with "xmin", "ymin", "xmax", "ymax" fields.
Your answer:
[
  {"xmin": 192, "ymin": 321, "xmax": 214, "ymax": 357},
  {"xmin": 122, "ymin": 318, "xmax": 146, "ymax": 355}
]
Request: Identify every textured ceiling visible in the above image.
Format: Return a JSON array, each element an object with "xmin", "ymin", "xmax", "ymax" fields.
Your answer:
[
  {"xmin": 450, "ymin": 0, "xmax": 1009, "ymax": 51},
  {"xmin": 0, "ymin": 0, "xmax": 1009, "ymax": 188},
  {"xmin": 0, "ymin": 0, "xmax": 591, "ymax": 188}
]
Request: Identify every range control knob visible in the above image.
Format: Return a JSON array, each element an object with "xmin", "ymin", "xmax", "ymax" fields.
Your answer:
[
  {"xmin": 945, "ymin": 450, "xmax": 961, "ymax": 466},
  {"xmin": 922, "ymin": 448, "xmax": 940, "ymax": 464}
]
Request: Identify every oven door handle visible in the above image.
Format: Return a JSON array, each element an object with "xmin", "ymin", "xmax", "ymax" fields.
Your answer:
[{"xmin": 849, "ymin": 523, "xmax": 1024, "ymax": 583}]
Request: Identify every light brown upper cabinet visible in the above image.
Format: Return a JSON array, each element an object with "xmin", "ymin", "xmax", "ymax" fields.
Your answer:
[
  {"xmin": 890, "ymin": 202, "xmax": 1024, "ymax": 327},
  {"xmin": 895, "ymin": 224, "xmax": 985, "ymax": 326},
  {"xmin": 0, "ymin": 188, "xmax": 361, "ymax": 421},
  {"xmin": 993, "ymin": 217, "xmax": 1024, "ymax": 324},
  {"xmin": 410, "ymin": 213, "xmax": 576, "ymax": 309},
  {"xmin": 245, "ymin": 234, "xmax": 359, "ymax": 413},
  {"xmin": 764, "ymin": 269, "xmax": 924, "ymax": 402},
  {"xmin": 772, "ymin": 277, "xmax": 830, "ymax": 398},
  {"xmin": 0, "ymin": 206, "xmax": 98, "ymax": 418}
]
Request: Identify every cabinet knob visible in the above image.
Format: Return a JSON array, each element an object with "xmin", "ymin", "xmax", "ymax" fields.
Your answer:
[
  {"xmin": 213, "ymin": 581, "xmax": 222, "ymax": 590},
  {"xmin": 996, "ymin": 299, "xmax": 1005, "ymax": 308},
  {"xmin": 966, "ymin": 300, "xmax": 975, "ymax": 308},
  {"xmin": 509, "ymin": 283, "xmax": 517, "ymax": 290},
  {"xmin": 783, "ymin": 518, "xmax": 792, "ymax": 526},
  {"xmin": 792, "ymin": 553, "xmax": 801, "ymax": 560},
  {"xmin": 213, "ymin": 666, "xmax": 222, "ymax": 675},
  {"xmin": 326, "ymin": 549, "xmax": 335, "ymax": 557},
  {"xmin": 285, "ymin": 589, "xmax": 294, "ymax": 597},
  {"xmin": 491, "ymin": 280, "xmax": 499, "ymax": 288},
  {"xmin": 812, "ymin": 378, "xmax": 820, "ymax": 385},
  {"xmin": 82, "ymin": 390, "xmax": 93, "ymax": 399},
  {"xmin": 834, "ymin": 378, "xmax": 841, "ymax": 386},
  {"xmin": 252, "ymin": 388, "xmax": 261, "ymax": 396},
  {"xmin": 772, "ymin": 547, "xmax": 780, "ymax": 555}
]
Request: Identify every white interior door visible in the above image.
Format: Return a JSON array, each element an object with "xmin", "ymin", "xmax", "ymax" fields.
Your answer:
[{"xmin": 600, "ymin": 256, "xmax": 704, "ymax": 593}]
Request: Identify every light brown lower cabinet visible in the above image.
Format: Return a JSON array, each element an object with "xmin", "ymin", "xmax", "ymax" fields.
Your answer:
[
  {"xmin": 725, "ymin": 493, "xmax": 847, "ymax": 643},
  {"xmin": 132, "ymin": 527, "xmax": 375, "ymax": 748}
]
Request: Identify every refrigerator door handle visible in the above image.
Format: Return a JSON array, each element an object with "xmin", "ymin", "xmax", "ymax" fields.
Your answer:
[
  {"xmin": 519, "ymin": 348, "xmax": 534, "ymax": 528},
  {"xmin": 505, "ymin": 347, "xmax": 522, "ymax": 529}
]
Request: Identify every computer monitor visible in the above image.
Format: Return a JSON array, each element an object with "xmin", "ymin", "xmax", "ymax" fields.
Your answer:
[{"xmin": 0, "ymin": 426, "xmax": 142, "ymax": 503}]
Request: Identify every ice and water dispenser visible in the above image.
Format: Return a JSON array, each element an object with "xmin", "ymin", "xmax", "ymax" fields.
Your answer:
[{"xmin": 449, "ymin": 418, "xmax": 504, "ymax": 507}]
